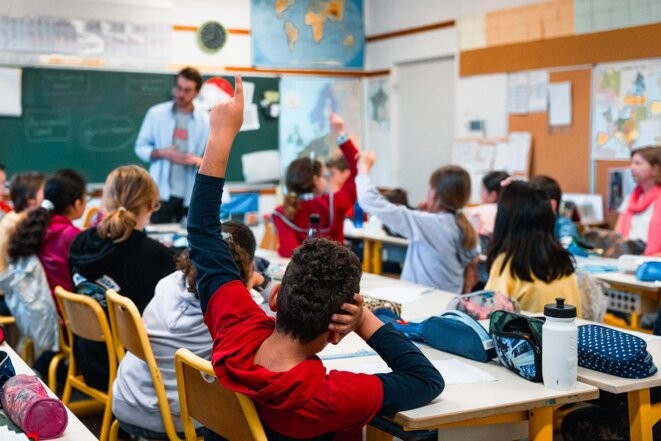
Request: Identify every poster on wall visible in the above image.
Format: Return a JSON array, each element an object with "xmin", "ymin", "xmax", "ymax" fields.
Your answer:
[
  {"xmin": 279, "ymin": 77, "xmax": 362, "ymax": 171},
  {"xmin": 251, "ymin": 0, "xmax": 365, "ymax": 69},
  {"xmin": 592, "ymin": 60, "xmax": 661, "ymax": 159}
]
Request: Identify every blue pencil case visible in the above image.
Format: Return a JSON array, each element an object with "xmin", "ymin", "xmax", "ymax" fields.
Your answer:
[{"xmin": 636, "ymin": 261, "xmax": 661, "ymax": 282}]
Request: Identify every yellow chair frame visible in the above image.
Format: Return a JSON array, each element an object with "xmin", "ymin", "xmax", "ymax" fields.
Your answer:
[
  {"xmin": 55, "ymin": 286, "xmax": 116, "ymax": 441},
  {"xmin": 105, "ymin": 289, "xmax": 182, "ymax": 441},
  {"xmin": 174, "ymin": 347, "xmax": 267, "ymax": 441}
]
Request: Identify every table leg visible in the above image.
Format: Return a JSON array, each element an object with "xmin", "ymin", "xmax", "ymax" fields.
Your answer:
[
  {"xmin": 363, "ymin": 239, "xmax": 372, "ymax": 273},
  {"xmin": 366, "ymin": 425, "xmax": 393, "ymax": 441},
  {"xmin": 372, "ymin": 241, "xmax": 383, "ymax": 275},
  {"xmin": 629, "ymin": 388, "xmax": 653, "ymax": 441},
  {"xmin": 528, "ymin": 407, "xmax": 553, "ymax": 441}
]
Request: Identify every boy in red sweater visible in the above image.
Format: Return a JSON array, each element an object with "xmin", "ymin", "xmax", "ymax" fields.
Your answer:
[{"xmin": 188, "ymin": 75, "xmax": 444, "ymax": 441}]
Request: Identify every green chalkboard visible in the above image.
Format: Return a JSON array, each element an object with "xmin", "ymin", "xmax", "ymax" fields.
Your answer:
[{"xmin": 0, "ymin": 67, "xmax": 279, "ymax": 182}]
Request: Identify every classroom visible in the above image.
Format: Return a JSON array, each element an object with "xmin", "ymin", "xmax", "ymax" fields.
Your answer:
[{"xmin": 0, "ymin": 0, "xmax": 660, "ymax": 440}]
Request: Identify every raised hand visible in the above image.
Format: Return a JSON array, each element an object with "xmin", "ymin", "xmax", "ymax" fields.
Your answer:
[
  {"xmin": 357, "ymin": 151, "xmax": 377, "ymax": 175},
  {"xmin": 329, "ymin": 112, "xmax": 346, "ymax": 137},
  {"xmin": 209, "ymin": 74, "xmax": 244, "ymax": 138}
]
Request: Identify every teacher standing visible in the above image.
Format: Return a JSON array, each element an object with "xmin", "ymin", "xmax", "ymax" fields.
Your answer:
[{"xmin": 135, "ymin": 67, "xmax": 210, "ymax": 224}]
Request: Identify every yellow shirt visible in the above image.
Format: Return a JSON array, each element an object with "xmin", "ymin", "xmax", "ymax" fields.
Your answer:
[{"xmin": 485, "ymin": 253, "xmax": 581, "ymax": 316}]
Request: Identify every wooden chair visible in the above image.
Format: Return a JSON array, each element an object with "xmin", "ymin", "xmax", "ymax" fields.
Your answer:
[
  {"xmin": 82, "ymin": 206, "xmax": 99, "ymax": 228},
  {"xmin": 55, "ymin": 286, "xmax": 116, "ymax": 441},
  {"xmin": 174, "ymin": 348, "xmax": 267, "ymax": 441},
  {"xmin": 48, "ymin": 322, "xmax": 71, "ymax": 393},
  {"xmin": 259, "ymin": 214, "xmax": 279, "ymax": 251},
  {"xmin": 105, "ymin": 289, "xmax": 182, "ymax": 441}
]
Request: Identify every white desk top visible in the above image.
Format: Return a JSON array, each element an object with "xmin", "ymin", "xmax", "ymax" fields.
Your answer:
[
  {"xmin": 343, "ymin": 223, "xmax": 410, "ymax": 247},
  {"xmin": 575, "ymin": 256, "xmax": 660, "ymax": 293},
  {"xmin": 324, "ymin": 343, "xmax": 598, "ymax": 430},
  {"xmin": 3, "ymin": 343, "xmax": 97, "ymax": 440}
]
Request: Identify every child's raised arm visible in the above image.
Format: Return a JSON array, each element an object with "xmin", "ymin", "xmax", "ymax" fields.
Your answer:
[{"xmin": 188, "ymin": 75, "xmax": 245, "ymax": 312}]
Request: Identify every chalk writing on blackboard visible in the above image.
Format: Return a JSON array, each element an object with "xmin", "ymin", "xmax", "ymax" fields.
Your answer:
[
  {"xmin": 40, "ymin": 73, "xmax": 90, "ymax": 97},
  {"xmin": 126, "ymin": 77, "xmax": 172, "ymax": 96},
  {"xmin": 79, "ymin": 114, "xmax": 136, "ymax": 152},
  {"xmin": 25, "ymin": 109, "xmax": 71, "ymax": 142}
]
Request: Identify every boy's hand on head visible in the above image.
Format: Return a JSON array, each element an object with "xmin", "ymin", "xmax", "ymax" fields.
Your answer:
[
  {"xmin": 329, "ymin": 112, "xmax": 346, "ymax": 137},
  {"xmin": 357, "ymin": 151, "xmax": 377, "ymax": 175},
  {"xmin": 328, "ymin": 293, "xmax": 365, "ymax": 344},
  {"xmin": 209, "ymin": 74, "xmax": 244, "ymax": 138}
]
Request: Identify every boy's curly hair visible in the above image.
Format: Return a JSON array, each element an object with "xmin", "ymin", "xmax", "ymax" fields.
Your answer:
[{"xmin": 276, "ymin": 238, "xmax": 361, "ymax": 343}]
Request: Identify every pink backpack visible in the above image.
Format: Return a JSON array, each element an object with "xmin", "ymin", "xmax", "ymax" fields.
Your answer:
[{"xmin": 1, "ymin": 374, "xmax": 68, "ymax": 439}]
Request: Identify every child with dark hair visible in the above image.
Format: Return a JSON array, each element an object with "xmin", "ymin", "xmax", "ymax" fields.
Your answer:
[
  {"xmin": 356, "ymin": 152, "xmax": 480, "ymax": 293},
  {"xmin": 272, "ymin": 113, "xmax": 359, "ymax": 257},
  {"xmin": 112, "ymin": 221, "xmax": 260, "ymax": 438},
  {"xmin": 326, "ymin": 154, "xmax": 351, "ymax": 193},
  {"xmin": 0, "ymin": 164, "xmax": 10, "ymax": 216},
  {"xmin": 530, "ymin": 174, "xmax": 578, "ymax": 246},
  {"xmin": 467, "ymin": 170, "xmax": 510, "ymax": 238},
  {"xmin": 486, "ymin": 180, "xmax": 581, "ymax": 314},
  {"xmin": 188, "ymin": 76, "xmax": 444, "ymax": 441},
  {"xmin": 0, "ymin": 172, "xmax": 46, "ymax": 273},
  {"xmin": 10, "ymin": 169, "xmax": 87, "ymax": 299}
]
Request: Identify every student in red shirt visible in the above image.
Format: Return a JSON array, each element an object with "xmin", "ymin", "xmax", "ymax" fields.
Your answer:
[
  {"xmin": 272, "ymin": 113, "xmax": 358, "ymax": 257},
  {"xmin": 188, "ymin": 76, "xmax": 444, "ymax": 441}
]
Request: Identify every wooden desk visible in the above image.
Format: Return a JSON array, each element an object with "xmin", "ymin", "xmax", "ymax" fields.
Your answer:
[
  {"xmin": 324, "ymin": 343, "xmax": 598, "ymax": 441},
  {"xmin": 2, "ymin": 342, "xmax": 97, "ymax": 440},
  {"xmin": 576, "ymin": 336, "xmax": 661, "ymax": 441},
  {"xmin": 344, "ymin": 227, "xmax": 409, "ymax": 275},
  {"xmin": 592, "ymin": 271, "xmax": 660, "ymax": 330}
]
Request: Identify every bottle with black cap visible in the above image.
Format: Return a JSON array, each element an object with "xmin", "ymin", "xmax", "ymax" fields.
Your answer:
[
  {"xmin": 307, "ymin": 214, "xmax": 321, "ymax": 239},
  {"xmin": 542, "ymin": 297, "xmax": 578, "ymax": 390}
]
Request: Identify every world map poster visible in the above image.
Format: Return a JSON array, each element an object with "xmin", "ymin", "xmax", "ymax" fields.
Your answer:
[
  {"xmin": 592, "ymin": 60, "xmax": 661, "ymax": 159},
  {"xmin": 251, "ymin": 0, "xmax": 365, "ymax": 69}
]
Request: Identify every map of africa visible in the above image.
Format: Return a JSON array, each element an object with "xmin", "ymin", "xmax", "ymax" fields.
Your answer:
[
  {"xmin": 252, "ymin": 0, "xmax": 365, "ymax": 69},
  {"xmin": 592, "ymin": 61, "xmax": 661, "ymax": 159}
]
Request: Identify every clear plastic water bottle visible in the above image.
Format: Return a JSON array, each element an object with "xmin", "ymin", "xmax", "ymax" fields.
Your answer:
[
  {"xmin": 307, "ymin": 214, "xmax": 321, "ymax": 239},
  {"xmin": 542, "ymin": 297, "xmax": 578, "ymax": 390},
  {"xmin": 353, "ymin": 201, "xmax": 364, "ymax": 228}
]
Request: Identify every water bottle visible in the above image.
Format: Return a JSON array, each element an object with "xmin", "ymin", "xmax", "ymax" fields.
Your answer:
[
  {"xmin": 542, "ymin": 297, "xmax": 578, "ymax": 390},
  {"xmin": 353, "ymin": 201, "xmax": 364, "ymax": 228},
  {"xmin": 307, "ymin": 214, "xmax": 321, "ymax": 239}
]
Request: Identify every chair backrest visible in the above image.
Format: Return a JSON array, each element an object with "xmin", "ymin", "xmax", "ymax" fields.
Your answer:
[
  {"xmin": 54, "ymin": 286, "xmax": 116, "ymax": 380},
  {"xmin": 105, "ymin": 289, "xmax": 181, "ymax": 441},
  {"xmin": 82, "ymin": 206, "xmax": 99, "ymax": 228},
  {"xmin": 174, "ymin": 348, "xmax": 267, "ymax": 441},
  {"xmin": 259, "ymin": 214, "xmax": 279, "ymax": 251}
]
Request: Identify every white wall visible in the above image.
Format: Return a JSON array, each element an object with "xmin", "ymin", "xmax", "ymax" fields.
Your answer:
[{"xmin": 0, "ymin": 0, "xmax": 252, "ymax": 71}]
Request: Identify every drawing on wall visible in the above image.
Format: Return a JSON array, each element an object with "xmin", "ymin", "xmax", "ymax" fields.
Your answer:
[
  {"xmin": 592, "ymin": 61, "xmax": 661, "ymax": 159},
  {"xmin": 367, "ymin": 77, "xmax": 389, "ymax": 130},
  {"xmin": 251, "ymin": 0, "xmax": 365, "ymax": 69},
  {"xmin": 279, "ymin": 77, "xmax": 361, "ymax": 170}
]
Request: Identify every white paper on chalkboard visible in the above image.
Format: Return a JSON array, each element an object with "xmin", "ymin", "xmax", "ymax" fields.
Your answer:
[{"xmin": 0, "ymin": 67, "xmax": 21, "ymax": 117}]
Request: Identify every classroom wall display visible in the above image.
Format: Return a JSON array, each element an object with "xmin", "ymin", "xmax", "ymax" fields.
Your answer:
[
  {"xmin": 451, "ymin": 132, "xmax": 531, "ymax": 203},
  {"xmin": 279, "ymin": 76, "xmax": 362, "ymax": 171},
  {"xmin": 251, "ymin": 0, "xmax": 365, "ymax": 70},
  {"xmin": 592, "ymin": 59, "xmax": 661, "ymax": 160},
  {"xmin": 0, "ymin": 67, "xmax": 278, "ymax": 182}
]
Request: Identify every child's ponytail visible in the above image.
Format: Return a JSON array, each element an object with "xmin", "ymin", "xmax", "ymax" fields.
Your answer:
[
  {"xmin": 283, "ymin": 193, "xmax": 300, "ymax": 220},
  {"xmin": 8, "ymin": 207, "xmax": 52, "ymax": 260},
  {"xmin": 455, "ymin": 209, "xmax": 478, "ymax": 250}
]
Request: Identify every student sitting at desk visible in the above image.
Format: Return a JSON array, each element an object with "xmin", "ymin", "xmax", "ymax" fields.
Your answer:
[
  {"xmin": 467, "ymin": 170, "xmax": 510, "ymax": 239},
  {"xmin": 530, "ymin": 175, "xmax": 578, "ymax": 247},
  {"xmin": 356, "ymin": 152, "xmax": 479, "ymax": 293},
  {"xmin": 69, "ymin": 165, "xmax": 176, "ymax": 390},
  {"xmin": 188, "ymin": 75, "xmax": 444, "ymax": 441},
  {"xmin": 10, "ymin": 169, "xmax": 87, "ymax": 304},
  {"xmin": 485, "ymin": 180, "xmax": 581, "ymax": 315},
  {"xmin": 112, "ymin": 221, "xmax": 265, "ymax": 439},
  {"xmin": 615, "ymin": 145, "xmax": 661, "ymax": 256},
  {"xmin": 272, "ymin": 113, "xmax": 358, "ymax": 257}
]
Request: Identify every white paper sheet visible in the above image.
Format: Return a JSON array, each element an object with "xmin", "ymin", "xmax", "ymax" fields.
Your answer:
[
  {"xmin": 527, "ymin": 70, "xmax": 549, "ymax": 113},
  {"xmin": 507, "ymin": 72, "xmax": 529, "ymax": 114},
  {"xmin": 240, "ymin": 103, "xmax": 260, "ymax": 131},
  {"xmin": 364, "ymin": 286, "xmax": 435, "ymax": 304},
  {"xmin": 549, "ymin": 82, "xmax": 572, "ymax": 126},
  {"xmin": 0, "ymin": 67, "xmax": 22, "ymax": 117},
  {"xmin": 340, "ymin": 358, "xmax": 497, "ymax": 385}
]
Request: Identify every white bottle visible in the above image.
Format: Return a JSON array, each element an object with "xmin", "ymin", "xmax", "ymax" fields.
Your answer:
[{"xmin": 542, "ymin": 297, "xmax": 578, "ymax": 390}]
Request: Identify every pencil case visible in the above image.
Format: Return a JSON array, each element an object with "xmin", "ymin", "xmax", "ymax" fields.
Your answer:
[{"xmin": 1, "ymin": 374, "xmax": 68, "ymax": 439}]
